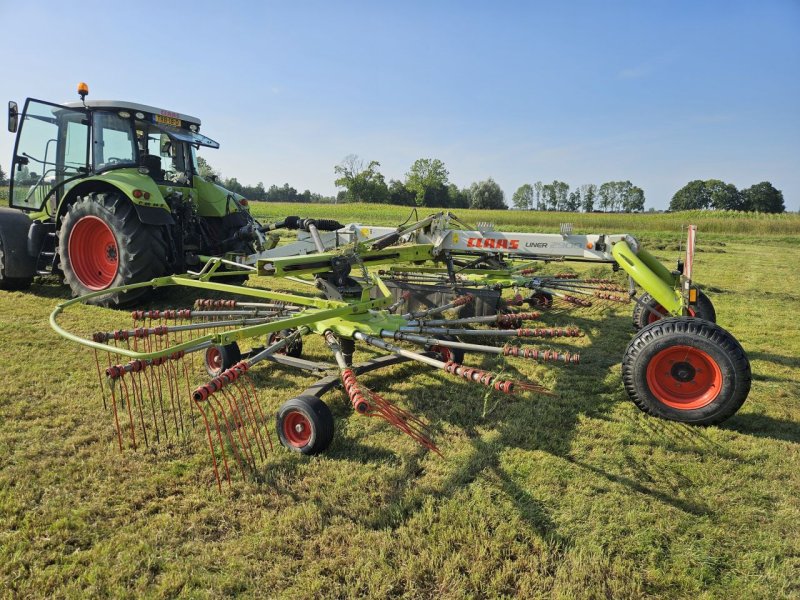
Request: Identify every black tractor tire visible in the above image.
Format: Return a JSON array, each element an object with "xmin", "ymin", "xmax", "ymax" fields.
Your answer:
[
  {"xmin": 267, "ymin": 328, "xmax": 303, "ymax": 358},
  {"xmin": 204, "ymin": 343, "xmax": 242, "ymax": 377},
  {"xmin": 276, "ymin": 395, "xmax": 334, "ymax": 455},
  {"xmin": 0, "ymin": 207, "xmax": 35, "ymax": 291},
  {"xmin": 632, "ymin": 290, "xmax": 716, "ymax": 330},
  {"xmin": 622, "ymin": 317, "xmax": 750, "ymax": 425},
  {"xmin": 58, "ymin": 192, "xmax": 169, "ymax": 307}
]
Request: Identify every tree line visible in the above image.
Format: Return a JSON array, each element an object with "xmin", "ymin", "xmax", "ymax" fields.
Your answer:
[
  {"xmin": 669, "ymin": 179, "xmax": 785, "ymax": 213},
  {"xmin": 332, "ymin": 155, "xmax": 506, "ymax": 209},
  {"xmin": 511, "ymin": 181, "xmax": 645, "ymax": 212}
]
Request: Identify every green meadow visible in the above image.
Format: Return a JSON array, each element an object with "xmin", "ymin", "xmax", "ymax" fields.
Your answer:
[{"xmin": 1, "ymin": 206, "xmax": 798, "ymax": 598}]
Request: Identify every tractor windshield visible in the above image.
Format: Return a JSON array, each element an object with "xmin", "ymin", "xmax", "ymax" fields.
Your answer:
[
  {"xmin": 92, "ymin": 111, "xmax": 137, "ymax": 171},
  {"xmin": 135, "ymin": 120, "xmax": 193, "ymax": 185}
]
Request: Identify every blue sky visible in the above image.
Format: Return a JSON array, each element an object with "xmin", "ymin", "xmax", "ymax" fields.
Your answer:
[{"xmin": 1, "ymin": 0, "xmax": 798, "ymax": 209}]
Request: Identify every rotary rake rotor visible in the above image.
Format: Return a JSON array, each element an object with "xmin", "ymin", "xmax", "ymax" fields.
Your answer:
[{"xmin": 52, "ymin": 258, "xmax": 586, "ymax": 489}]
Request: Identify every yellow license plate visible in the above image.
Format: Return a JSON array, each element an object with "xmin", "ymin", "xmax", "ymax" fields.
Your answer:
[{"xmin": 155, "ymin": 114, "xmax": 182, "ymax": 127}]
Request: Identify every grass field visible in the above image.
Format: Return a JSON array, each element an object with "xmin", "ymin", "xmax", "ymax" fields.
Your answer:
[{"xmin": 1, "ymin": 206, "xmax": 799, "ymax": 598}]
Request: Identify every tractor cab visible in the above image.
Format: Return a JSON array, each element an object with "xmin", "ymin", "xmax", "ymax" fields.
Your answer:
[{"xmin": 7, "ymin": 95, "xmax": 220, "ymax": 214}]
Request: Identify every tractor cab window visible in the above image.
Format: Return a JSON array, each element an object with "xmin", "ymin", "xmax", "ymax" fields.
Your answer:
[
  {"xmin": 92, "ymin": 112, "xmax": 136, "ymax": 171},
  {"xmin": 9, "ymin": 99, "xmax": 88, "ymax": 211},
  {"xmin": 136, "ymin": 121, "xmax": 192, "ymax": 185}
]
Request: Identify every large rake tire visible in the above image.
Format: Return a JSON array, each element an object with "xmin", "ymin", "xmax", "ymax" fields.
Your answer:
[
  {"xmin": 632, "ymin": 290, "xmax": 716, "ymax": 329},
  {"xmin": 59, "ymin": 192, "xmax": 169, "ymax": 307},
  {"xmin": 622, "ymin": 318, "xmax": 750, "ymax": 425},
  {"xmin": 276, "ymin": 395, "xmax": 334, "ymax": 455}
]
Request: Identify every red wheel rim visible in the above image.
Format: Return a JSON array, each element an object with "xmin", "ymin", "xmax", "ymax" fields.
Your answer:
[
  {"xmin": 645, "ymin": 345, "xmax": 722, "ymax": 410},
  {"xmin": 282, "ymin": 411, "xmax": 312, "ymax": 447},
  {"xmin": 68, "ymin": 216, "xmax": 118, "ymax": 290},
  {"xmin": 205, "ymin": 347, "xmax": 222, "ymax": 374},
  {"xmin": 429, "ymin": 345, "xmax": 453, "ymax": 362},
  {"xmin": 268, "ymin": 333, "xmax": 287, "ymax": 355}
]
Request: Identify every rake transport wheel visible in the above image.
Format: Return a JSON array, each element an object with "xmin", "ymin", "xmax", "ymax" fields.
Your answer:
[
  {"xmin": 276, "ymin": 395, "xmax": 334, "ymax": 455},
  {"xmin": 267, "ymin": 328, "xmax": 303, "ymax": 358},
  {"xmin": 425, "ymin": 334, "xmax": 466, "ymax": 364},
  {"xmin": 59, "ymin": 192, "xmax": 169, "ymax": 307},
  {"xmin": 622, "ymin": 317, "xmax": 750, "ymax": 425},
  {"xmin": 632, "ymin": 291, "xmax": 716, "ymax": 329},
  {"xmin": 204, "ymin": 343, "xmax": 242, "ymax": 377}
]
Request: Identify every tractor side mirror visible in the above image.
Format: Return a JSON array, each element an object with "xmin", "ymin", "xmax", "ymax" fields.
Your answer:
[{"xmin": 8, "ymin": 101, "xmax": 18, "ymax": 133}]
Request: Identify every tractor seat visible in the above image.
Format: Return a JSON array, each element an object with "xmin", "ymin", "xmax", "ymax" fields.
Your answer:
[{"xmin": 141, "ymin": 154, "xmax": 164, "ymax": 180}]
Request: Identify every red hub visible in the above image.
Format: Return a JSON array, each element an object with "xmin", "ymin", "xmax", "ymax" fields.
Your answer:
[
  {"xmin": 645, "ymin": 345, "xmax": 722, "ymax": 409},
  {"xmin": 282, "ymin": 411, "xmax": 312, "ymax": 447},
  {"xmin": 205, "ymin": 347, "xmax": 222, "ymax": 374},
  {"xmin": 429, "ymin": 345, "xmax": 453, "ymax": 362},
  {"xmin": 68, "ymin": 216, "xmax": 118, "ymax": 290}
]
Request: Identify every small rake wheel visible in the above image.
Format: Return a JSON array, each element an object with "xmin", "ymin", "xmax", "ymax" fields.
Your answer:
[
  {"xmin": 425, "ymin": 334, "xmax": 465, "ymax": 364},
  {"xmin": 276, "ymin": 395, "xmax": 334, "ymax": 455},
  {"xmin": 204, "ymin": 342, "xmax": 242, "ymax": 377},
  {"xmin": 526, "ymin": 291, "xmax": 554, "ymax": 309},
  {"xmin": 632, "ymin": 291, "xmax": 716, "ymax": 329},
  {"xmin": 622, "ymin": 317, "xmax": 750, "ymax": 425},
  {"xmin": 268, "ymin": 328, "xmax": 303, "ymax": 358}
]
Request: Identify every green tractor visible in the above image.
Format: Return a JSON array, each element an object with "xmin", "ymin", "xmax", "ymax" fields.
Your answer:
[{"xmin": 0, "ymin": 83, "xmax": 265, "ymax": 306}]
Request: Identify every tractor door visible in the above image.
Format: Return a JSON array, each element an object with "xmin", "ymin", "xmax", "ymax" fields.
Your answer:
[{"xmin": 9, "ymin": 99, "xmax": 89, "ymax": 212}]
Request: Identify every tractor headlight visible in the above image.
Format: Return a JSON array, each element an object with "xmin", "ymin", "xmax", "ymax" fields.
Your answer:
[{"xmin": 625, "ymin": 234, "xmax": 640, "ymax": 254}]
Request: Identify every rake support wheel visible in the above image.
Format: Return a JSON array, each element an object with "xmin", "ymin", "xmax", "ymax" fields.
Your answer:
[
  {"xmin": 204, "ymin": 343, "xmax": 242, "ymax": 377},
  {"xmin": 622, "ymin": 317, "xmax": 750, "ymax": 425},
  {"xmin": 276, "ymin": 395, "xmax": 334, "ymax": 455},
  {"xmin": 59, "ymin": 192, "xmax": 169, "ymax": 306},
  {"xmin": 632, "ymin": 291, "xmax": 716, "ymax": 329}
]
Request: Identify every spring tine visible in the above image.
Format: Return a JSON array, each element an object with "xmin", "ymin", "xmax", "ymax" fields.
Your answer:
[
  {"xmin": 107, "ymin": 372, "xmax": 124, "ymax": 452},
  {"xmin": 210, "ymin": 394, "xmax": 246, "ymax": 477},
  {"xmin": 92, "ymin": 348, "xmax": 108, "ymax": 410},
  {"xmin": 129, "ymin": 371, "xmax": 149, "ymax": 448},
  {"xmin": 242, "ymin": 374, "xmax": 273, "ymax": 452},
  {"xmin": 220, "ymin": 387, "xmax": 256, "ymax": 470},
  {"xmin": 234, "ymin": 379, "xmax": 268, "ymax": 460},
  {"xmin": 118, "ymin": 376, "xmax": 137, "ymax": 450},
  {"xmin": 202, "ymin": 399, "xmax": 232, "ymax": 489},
  {"xmin": 442, "ymin": 361, "xmax": 554, "ymax": 396}
]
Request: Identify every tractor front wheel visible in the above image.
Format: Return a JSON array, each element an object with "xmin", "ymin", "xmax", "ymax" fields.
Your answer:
[
  {"xmin": 622, "ymin": 317, "xmax": 750, "ymax": 425},
  {"xmin": 632, "ymin": 291, "xmax": 716, "ymax": 329},
  {"xmin": 59, "ymin": 192, "xmax": 169, "ymax": 306},
  {"xmin": 276, "ymin": 395, "xmax": 334, "ymax": 455}
]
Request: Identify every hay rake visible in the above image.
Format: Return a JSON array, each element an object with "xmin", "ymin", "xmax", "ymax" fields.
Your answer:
[{"xmin": 50, "ymin": 214, "xmax": 751, "ymax": 488}]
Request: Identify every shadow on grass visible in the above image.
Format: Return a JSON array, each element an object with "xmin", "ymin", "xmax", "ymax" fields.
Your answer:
[{"xmin": 722, "ymin": 413, "xmax": 800, "ymax": 444}]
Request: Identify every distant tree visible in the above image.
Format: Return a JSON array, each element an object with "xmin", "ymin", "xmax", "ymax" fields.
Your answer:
[
  {"xmin": 705, "ymin": 179, "xmax": 741, "ymax": 211},
  {"xmin": 334, "ymin": 154, "xmax": 389, "ymax": 203},
  {"xmin": 566, "ymin": 189, "xmax": 581, "ymax": 212},
  {"xmin": 469, "ymin": 178, "xmax": 507, "ymax": 209},
  {"xmin": 670, "ymin": 180, "xmax": 710, "ymax": 211},
  {"xmin": 405, "ymin": 158, "xmax": 449, "ymax": 207},
  {"xmin": 448, "ymin": 183, "xmax": 470, "ymax": 209},
  {"xmin": 580, "ymin": 184, "xmax": 597, "ymax": 212},
  {"xmin": 553, "ymin": 180, "xmax": 569, "ymax": 210},
  {"xmin": 622, "ymin": 184, "xmax": 645, "ymax": 212},
  {"xmin": 196, "ymin": 156, "xmax": 220, "ymax": 180},
  {"xmin": 741, "ymin": 181, "xmax": 785, "ymax": 213},
  {"xmin": 533, "ymin": 181, "xmax": 544, "ymax": 210},
  {"xmin": 512, "ymin": 183, "xmax": 534, "ymax": 210},
  {"xmin": 598, "ymin": 182, "xmax": 616, "ymax": 212},
  {"xmin": 0, "ymin": 163, "xmax": 7, "ymax": 185},
  {"xmin": 388, "ymin": 179, "xmax": 416, "ymax": 206}
]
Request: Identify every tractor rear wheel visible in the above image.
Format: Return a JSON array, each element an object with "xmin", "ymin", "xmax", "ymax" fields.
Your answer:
[
  {"xmin": 622, "ymin": 317, "xmax": 750, "ymax": 425},
  {"xmin": 59, "ymin": 192, "xmax": 169, "ymax": 307},
  {"xmin": 632, "ymin": 291, "xmax": 716, "ymax": 329},
  {"xmin": 276, "ymin": 395, "xmax": 334, "ymax": 455}
]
